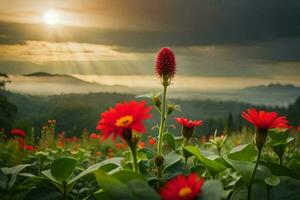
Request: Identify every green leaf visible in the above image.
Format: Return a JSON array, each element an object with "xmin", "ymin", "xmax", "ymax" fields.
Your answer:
[
  {"xmin": 265, "ymin": 176, "xmax": 280, "ymax": 186},
  {"xmin": 259, "ymin": 161, "xmax": 300, "ymax": 179},
  {"xmin": 163, "ymin": 133, "xmax": 176, "ymax": 150},
  {"xmin": 200, "ymin": 180, "xmax": 223, "ymax": 200},
  {"xmin": 163, "ymin": 161, "xmax": 186, "ymax": 180},
  {"xmin": 184, "ymin": 146, "xmax": 226, "ymax": 177},
  {"xmin": 50, "ymin": 157, "xmax": 77, "ymax": 183},
  {"xmin": 228, "ymin": 144, "xmax": 257, "ymax": 162},
  {"xmin": 163, "ymin": 151, "xmax": 182, "ymax": 172},
  {"xmin": 41, "ymin": 169, "xmax": 63, "ymax": 192},
  {"xmin": 224, "ymin": 157, "xmax": 255, "ymax": 186},
  {"xmin": 269, "ymin": 176, "xmax": 300, "ymax": 200},
  {"xmin": 94, "ymin": 170, "xmax": 133, "ymax": 200},
  {"xmin": 1, "ymin": 164, "xmax": 31, "ymax": 190},
  {"xmin": 138, "ymin": 148, "xmax": 155, "ymax": 159},
  {"xmin": 0, "ymin": 169, "xmax": 8, "ymax": 190},
  {"xmin": 113, "ymin": 170, "xmax": 146, "ymax": 183},
  {"xmin": 24, "ymin": 186, "xmax": 62, "ymax": 200},
  {"xmin": 69, "ymin": 157, "xmax": 124, "ymax": 185},
  {"xmin": 135, "ymin": 93, "xmax": 161, "ymax": 99},
  {"xmin": 127, "ymin": 180, "xmax": 160, "ymax": 200},
  {"xmin": 230, "ymin": 183, "xmax": 268, "ymax": 200},
  {"xmin": 94, "ymin": 189, "xmax": 110, "ymax": 200},
  {"xmin": 267, "ymin": 131, "xmax": 294, "ymax": 146}
]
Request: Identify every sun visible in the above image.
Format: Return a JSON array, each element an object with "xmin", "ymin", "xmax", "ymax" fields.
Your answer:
[{"xmin": 43, "ymin": 10, "xmax": 59, "ymax": 26}]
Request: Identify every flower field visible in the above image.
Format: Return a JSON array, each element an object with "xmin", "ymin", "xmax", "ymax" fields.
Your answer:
[{"xmin": 0, "ymin": 48, "xmax": 300, "ymax": 200}]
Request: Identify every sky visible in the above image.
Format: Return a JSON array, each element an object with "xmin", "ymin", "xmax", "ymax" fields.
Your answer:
[{"xmin": 0, "ymin": 0, "xmax": 300, "ymax": 88}]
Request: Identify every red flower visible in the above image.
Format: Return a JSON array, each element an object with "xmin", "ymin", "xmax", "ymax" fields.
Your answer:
[
  {"xmin": 242, "ymin": 109, "xmax": 290, "ymax": 130},
  {"xmin": 160, "ymin": 173, "xmax": 204, "ymax": 200},
  {"xmin": 89, "ymin": 133, "xmax": 99, "ymax": 139},
  {"xmin": 96, "ymin": 100, "xmax": 152, "ymax": 140},
  {"xmin": 297, "ymin": 126, "xmax": 300, "ymax": 132},
  {"xmin": 175, "ymin": 118, "xmax": 203, "ymax": 128},
  {"xmin": 148, "ymin": 137, "xmax": 156, "ymax": 145},
  {"xmin": 18, "ymin": 138, "xmax": 25, "ymax": 149},
  {"xmin": 116, "ymin": 143, "xmax": 123, "ymax": 150},
  {"xmin": 10, "ymin": 128, "xmax": 26, "ymax": 137},
  {"xmin": 138, "ymin": 142, "xmax": 145, "ymax": 149},
  {"xmin": 155, "ymin": 47, "xmax": 176, "ymax": 80},
  {"xmin": 24, "ymin": 145, "xmax": 34, "ymax": 151}
]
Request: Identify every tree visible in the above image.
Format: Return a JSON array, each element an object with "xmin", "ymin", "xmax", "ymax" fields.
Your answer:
[
  {"xmin": 0, "ymin": 94, "xmax": 18, "ymax": 131},
  {"xmin": 224, "ymin": 112, "xmax": 234, "ymax": 134},
  {"xmin": 287, "ymin": 96, "xmax": 300, "ymax": 126},
  {"xmin": 0, "ymin": 73, "xmax": 11, "ymax": 90}
]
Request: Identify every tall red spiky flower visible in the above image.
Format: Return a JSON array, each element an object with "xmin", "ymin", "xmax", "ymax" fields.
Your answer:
[{"xmin": 155, "ymin": 47, "xmax": 176, "ymax": 86}]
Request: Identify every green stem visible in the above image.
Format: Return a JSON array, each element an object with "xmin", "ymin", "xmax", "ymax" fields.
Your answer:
[
  {"xmin": 247, "ymin": 148, "xmax": 262, "ymax": 200},
  {"xmin": 62, "ymin": 182, "xmax": 67, "ymax": 200},
  {"xmin": 157, "ymin": 85, "xmax": 168, "ymax": 156},
  {"xmin": 157, "ymin": 166, "xmax": 163, "ymax": 186},
  {"xmin": 217, "ymin": 147, "xmax": 221, "ymax": 157},
  {"xmin": 130, "ymin": 146, "xmax": 139, "ymax": 173}
]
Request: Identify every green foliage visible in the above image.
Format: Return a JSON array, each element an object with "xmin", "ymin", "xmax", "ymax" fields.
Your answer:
[
  {"xmin": 0, "ymin": 94, "xmax": 17, "ymax": 131},
  {"xmin": 1, "ymin": 91, "xmax": 300, "ymax": 200},
  {"xmin": 1, "ymin": 164, "xmax": 31, "ymax": 191},
  {"xmin": 50, "ymin": 157, "xmax": 77, "ymax": 182},
  {"xmin": 200, "ymin": 180, "xmax": 224, "ymax": 200},
  {"xmin": 228, "ymin": 144, "xmax": 257, "ymax": 162},
  {"xmin": 184, "ymin": 145, "xmax": 226, "ymax": 177},
  {"xmin": 94, "ymin": 170, "xmax": 160, "ymax": 200},
  {"xmin": 163, "ymin": 132, "xmax": 176, "ymax": 150}
]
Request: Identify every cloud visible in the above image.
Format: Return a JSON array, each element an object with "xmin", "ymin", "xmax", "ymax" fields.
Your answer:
[
  {"xmin": 0, "ymin": 0, "xmax": 299, "ymax": 79},
  {"xmin": 0, "ymin": 0, "xmax": 299, "ymax": 47}
]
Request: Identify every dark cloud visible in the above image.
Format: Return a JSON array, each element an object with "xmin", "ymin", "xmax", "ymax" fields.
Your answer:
[
  {"xmin": 0, "ymin": 0, "xmax": 300, "ymax": 78},
  {"xmin": 1, "ymin": 0, "xmax": 300, "ymax": 48}
]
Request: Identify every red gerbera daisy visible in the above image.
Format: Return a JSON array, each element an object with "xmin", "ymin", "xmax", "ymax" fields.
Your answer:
[
  {"xmin": 138, "ymin": 141, "xmax": 145, "ymax": 149},
  {"xmin": 175, "ymin": 118, "xmax": 203, "ymax": 128},
  {"xmin": 242, "ymin": 108, "xmax": 290, "ymax": 150},
  {"xmin": 148, "ymin": 137, "xmax": 156, "ymax": 145},
  {"xmin": 242, "ymin": 109, "xmax": 290, "ymax": 130},
  {"xmin": 24, "ymin": 145, "xmax": 34, "ymax": 151},
  {"xmin": 160, "ymin": 173, "xmax": 204, "ymax": 200},
  {"xmin": 175, "ymin": 117, "xmax": 203, "ymax": 140},
  {"xmin": 155, "ymin": 47, "xmax": 176, "ymax": 85},
  {"xmin": 10, "ymin": 128, "xmax": 26, "ymax": 137},
  {"xmin": 296, "ymin": 126, "xmax": 300, "ymax": 133},
  {"xmin": 89, "ymin": 133, "xmax": 99, "ymax": 139},
  {"xmin": 96, "ymin": 100, "xmax": 152, "ymax": 140}
]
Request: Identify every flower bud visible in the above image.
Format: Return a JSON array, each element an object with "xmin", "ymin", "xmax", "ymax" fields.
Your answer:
[
  {"xmin": 122, "ymin": 128, "xmax": 132, "ymax": 142},
  {"xmin": 152, "ymin": 97, "xmax": 161, "ymax": 110},
  {"xmin": 167, "ymin": 104, "xmax": 175, "ymax": 115},
  {"xmin": 155, "ymin": 155, "xmax": 165, "ymax": 167},
  {"xmin": 255, "ymin": 128, "xmax": 268, "ymax": 150},
  {"xmin": 182, "ymin": 126, "xmax": 195, "ymax": 141}
]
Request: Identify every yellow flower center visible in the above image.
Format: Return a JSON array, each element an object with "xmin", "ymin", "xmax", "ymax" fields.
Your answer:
[
  {"xmin": 115, "ymin": 115, "xmax": 133, "ymax": 127},
  {"xmin": 178, "ymin": 186, "xmax": 192, "ymax": 197}
]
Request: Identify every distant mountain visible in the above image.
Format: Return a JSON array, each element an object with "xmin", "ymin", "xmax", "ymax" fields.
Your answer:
[
  {"xmin": 243, "ymin": 84, "xmax": 300, "ymax": 93},
  {"xmin": 25, "ymin": 72, "xmax": 55, "ymax": 77},
  {"xmin": 25, "ymin": 72, "xmax": 87, "ymax": 83},
  {"xmin": 7, "ymin": 73, "xmax": 129, "ymax": 95},
  {"xmin": 5, "ymin": 73, "xmax": 300, "ymax": 106}
]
